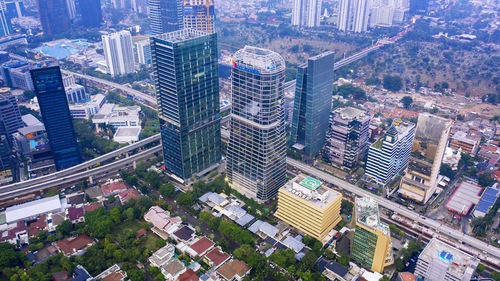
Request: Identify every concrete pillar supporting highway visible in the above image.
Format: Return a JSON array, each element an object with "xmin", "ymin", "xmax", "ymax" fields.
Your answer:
[
  {"xmin": 126, "ymin": 152, "xmax": 129, "ymax": 158},
  {"xmin": 133, "ymin": 160, "xmax": 136, "ymax": 169},
  {"xmin": 89, "ymin": 176, "xmax": 93, "ymax": 185}
]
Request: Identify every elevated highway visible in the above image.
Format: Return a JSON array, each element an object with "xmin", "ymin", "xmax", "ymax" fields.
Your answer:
[{"xmin": 0, "ymin": 134, "xmax": 160, "ymax": 196}]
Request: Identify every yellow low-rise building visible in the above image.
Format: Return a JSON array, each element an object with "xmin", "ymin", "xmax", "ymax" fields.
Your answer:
[
  {"xmin": 274, "ymin": 175, "xmax": 342, "ymax": 242},
  {"xmin": 351, "ymin": 197, "xmax": 393, "ymax": 273}
]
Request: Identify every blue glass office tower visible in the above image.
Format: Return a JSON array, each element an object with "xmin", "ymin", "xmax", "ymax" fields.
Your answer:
[
  {"xmin": 290, "ymin": 52, "xmax": 334, "ymax": 157},
  {"xmin": 151, "ymin": 29, "xmax": 221, "ymax": 181},
  {"xmin": 30, "ymin": 66, "xmax": 81, "ymax": 170},
  {"xmin": 78, "ymin": 0, "xmax": 102, "ymax": 28},
  {"xmin": 36, "ymin": 0, "xmax": 71, "ymax": 36},
  {"xmin": 149, "ymin": 0, "xmax": 183, "ymax": 35}
]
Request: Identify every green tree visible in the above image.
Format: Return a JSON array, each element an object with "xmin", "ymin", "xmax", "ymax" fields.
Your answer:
[
  {"xmin": 85, "ymin": 207, "xmax": 113, "ymax": 238},
  {"xmin": 159, "ymin": 183, "xmax": 176, "ymax": 198},
  {"xmin": 110, "ymin": 208, "xmax": 121, "ymax": 224},
  {"xmin": 401, "ymin": 96, "xmax": 413, "ymax": 109},
  {"xmin": 478, "ymin": 173, "xmax": 495, "ymax": 187},
  {"xmin": 380, "ymin": 276, "xmax": 390, "ymax": 281},
  {"xmin": 56, "ymin": 220, "xmax": 73, "ymax": 237},
  {"xmin": 383, "ymin": 75, "xmax": 403, "ymax": 91},
  {"xmin": 199, "ymin": 211, "xmax": 211, "ymax": 223},
  {"xmin": 337, "ymin": 255, "xmax": 350, "ymax": 267},
  {"xmin": 124, "ymin": 208, "xmax": 135, "ymax": 221},
  {"xmin": 439, "ymin": 163, "xmax": 456, "ymax": 179},
  {"xmin": 177, "ymin": 192, "xmax": 194, "ymax": 207},
  {"xmin": 491, "ymin": 271, "xmax": 500, "ymax": 281},
  {"xmin": 0, "ymin": 243, "xmax": 26, "ymax": 268},
  {"xmin": 476, "ymin": 264, "xmax": 485, "ymax": 274}
]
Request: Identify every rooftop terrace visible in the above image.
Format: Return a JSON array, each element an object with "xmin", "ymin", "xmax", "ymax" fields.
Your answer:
[
  {"xmin": 355, "ymin": 197, "xmax": 389, "ymax": 235},
  {"xmin": 282, "ymin": 175, "xmax": 341, "ymax": 209}
]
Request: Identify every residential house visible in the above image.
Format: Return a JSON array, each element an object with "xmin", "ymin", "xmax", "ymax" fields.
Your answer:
[
  {"xmin": 56, "ymin": 235, "xmax": 93, "ymax": 256},
  {"xmin": 216, "ymin": 259, "xmax": 251, "ymax": 281}
]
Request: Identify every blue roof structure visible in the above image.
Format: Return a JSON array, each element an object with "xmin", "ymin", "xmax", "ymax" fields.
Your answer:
[{"xmin": 475, "ymin": 187, "xmax": 499, "ymax": 214}]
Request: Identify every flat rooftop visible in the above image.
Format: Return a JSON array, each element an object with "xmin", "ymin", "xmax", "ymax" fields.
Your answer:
[
  {"xmin": 419, "ymin": 238, "xmax": 479, "ymax": 277},
  {"xmin": 335, "ymin": 107, "xmax": 367, "ymax": 121},
  {"xmin": 445, "ymin": 181, "xmax": 482, "ymax": 215},
  {"xmin": 5, "ymin": 195, "xmax": 63, "ymax": 223},
  {"xmin": 154, "ymin": 28, "xmax": 208, "ymax": 44},
  {"xmin": 355, "ymin": 197, "xmax": 389, "ymax": 235},
  {"xmin": 282, "ymin": 175, "xmax": 341, "ymax": 209},
  {"xmin": 114, "ymin": 127, "xmax": 141, "ymax": 137}
]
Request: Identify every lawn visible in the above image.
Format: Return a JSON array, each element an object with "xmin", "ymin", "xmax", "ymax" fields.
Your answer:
[
  {"xmin": 114, "ymin": 220, "xmax": 145, "ymax": 242},
  {"xmin": 144, "ymin": 233, "xmax": 161, "ymax": 251}
]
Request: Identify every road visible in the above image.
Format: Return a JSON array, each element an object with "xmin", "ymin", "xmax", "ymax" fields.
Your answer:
[
  {"xmin": 61, "ymin": 70, "xmax": 157, "ymax": 106},
  {"xmin": 0, "ymin": 145, "xmax": 162, "ymax": 200},
  {"xmin": 286, "ymin": 157, "xmax": 500, "ymax": 262},
  {"xmin": 0, "ymin": 134, "xmax": 161, "ymax": 196}
]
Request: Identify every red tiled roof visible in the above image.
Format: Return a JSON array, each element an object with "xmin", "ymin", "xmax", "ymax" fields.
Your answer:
[
  {"xmin": 190, "ymin": 237, "xmax": 215, "ymax": 256},
  {"xmin": 84, "ymin": 202, "xmax": 102, "ymax": 213},
  {"xmin": 52, "ymin": 271, "xmax": 70, "ymax": 281},
  {"xmin": 101, "ymin": 181, "xmax": 128, "ymax": 196},
  {"xmin": 217, "ymin": 259, "xmax": 250, "ymax": 280},
  {"xmin": 178, "ymin": 269, "xmax": 199, "ymax": 281},
  {"xmin": 136, "ymin": 228, "xmax": 147, "ymax": 239},
  {"xmin": 56, "ymin": 234, "xmax": 93, "ymax": 255},
  {"xmin": 204, "ymin": 248, "xmax": 230, "ymax": 267},
  {"xmin": 28, "ymin": 214, "xmax": 46, "ymax": 237},
  {"xmin": 118, "ymin": 189, "xmax": 140, "ymax": 203},
  {"xmin": 68, "ymin": 207, "xmax": 84, "ymax": 221},
  {"xmin": 0, "ymin": 221, "xmax": 26, "ymax": 242}
]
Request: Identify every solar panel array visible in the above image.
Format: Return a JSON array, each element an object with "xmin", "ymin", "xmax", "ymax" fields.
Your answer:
[{"xmin": 475, "ymin": 188, "xmax": 499, "ymax": 213}]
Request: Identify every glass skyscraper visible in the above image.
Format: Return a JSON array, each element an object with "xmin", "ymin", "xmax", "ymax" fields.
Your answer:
[
  {"xmin": 30, "ymin": 66, "xmax": 81, "ymax": 170},
  {"xmin": 78, "ymin": 0, "xmax": 102, "ymax": 28},
  {"xmin": 36, "ymin": 0, "xmax": 71, "ymax": 36},
  {"xmin": 151, "ymin": 29, "xmax": 221, "ymax": 181},
  {"xmin": 227, "ymin": 46, "xmax": 287, "ymax": 201},
  {"xmin": 289, "ymin": 51, "xmax": 334, "ymax": 157},
  {"xmin": 149, "ymin": 0, "xmax": 183, "ymax": 35}
]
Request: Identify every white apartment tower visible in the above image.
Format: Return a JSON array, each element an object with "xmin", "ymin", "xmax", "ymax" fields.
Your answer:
[
  {"xmin": 338, "ymin": 0, "xmax": 371, "ymax": 32},
  {"xmin": 292, "ymin": 0, "xmax": 322, "ymax": 27},
  {"xmin": 365, "ymin": 120, "xmax": 415, "ymax": 186},
  {"xmin": 102, "ymin": 30, "xmax": 135, "ymax": 77}
]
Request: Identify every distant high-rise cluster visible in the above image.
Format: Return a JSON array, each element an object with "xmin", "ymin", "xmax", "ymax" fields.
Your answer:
[
  {"xmin": 337, "ymin": 0, "xmax": 410, "ymax": 32},
  {"xmin": 227, "ymin": 46, "xmax": 287, "ymax": 201},
  {"xmin": 292, "ymin": 0, "xmax": 322, "ymax": 27},
  {"xmin": 0, "ymin": 0, "xmax": 24, "ymax": 37},
  {"xmin": 102, "ymin": 30, "xmax": 135, "ymax": 77}
]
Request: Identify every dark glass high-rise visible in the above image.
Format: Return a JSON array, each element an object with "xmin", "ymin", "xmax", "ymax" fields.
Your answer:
[
  {"xmin": 30, "ymin": 66, "xmax": 81, "ymax": 170},
  {"xmin": 37, "ymin": 0, "xmax": 71, "ymax": 36},
  {"xmin": 149, "ymin": 0, "xmax": 183, "ymax": 35},
  {"xmin": 151, "ymin": 29, "xmax": 221, "ymax": 181},
  {"xmin": 290, "ymin": 52, "xmax": 334, "ymax": 157},
  {"xmin": 78, "ymin": 0, "xmax": 102, "ymax": 28}
]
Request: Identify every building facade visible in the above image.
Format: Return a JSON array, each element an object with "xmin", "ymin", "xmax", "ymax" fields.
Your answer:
[
  {"xmin": 227, "ymin": 46, "xmax": 287, "ymax": 201},
  {"xmin": 337, "ymin": 0, "xmax": 371, "ymax": 32},
  {"xmin": 102, "ymin": 30, "xmax": 135, "ymax": 77},
  {"xmin": 399, "ymin": 113, "xmax": 452, "ymax": 203},
  {"xmin": 365, "ymin": 120, "xmax": 415, "ymax": 186},
  {"xmin": 449, "ymin": 131, "xmax": 479, "ymax": 156},
  {"xmin": 30, "ymin": 66, "xmax": 81, "ymax": 170},
  {"xmin": 0, "ymin": 88, "xmax": 24, "ymax": 140},
  {"xmin": 151, "ymin": 29, "xmax": 221, "ymax": 182},
  {"xmin": 275, "ymin": 175, "xmax": 342, "ymax": 241},
  {"xmin": 322, "ymin": 107, "xmax": 370, "ymax": 169},
  {"xmin": 134, "ymin": 39, "xmax": 152, "ymax": 65},
  {"xmin": 351, "ymin": 197, "xmax": 393, "ymax": 273},
  {"xmin": 183, "ymin": 0, "xmax": 216, "ymax": 33},
  {"xmin": 148, "ymin": 0, "xmax": 183, "ymax": 35},
  {"xmin": 0, "ymin": 121, "xmax": 12, "ymax": 184},
  {"xmin": 78, "ymin": 0, "xmax": 102, "ymax": 28},
  {"xmin": 415, "ymin": 238, "xmax": 479, "ymax": 281},
  {"xmin": 290, "ymin": 52, "xmax": 334, "ymax": 157},
  {"xmin": 36, "ymin": 0, "xmax": 71, "ymax": 36},
  {"xmin": 292, "ymin": 0, "xmax": 322, "ymax": 27}
]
